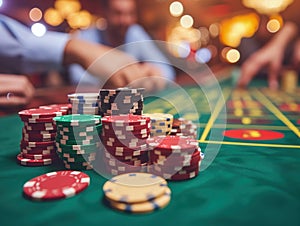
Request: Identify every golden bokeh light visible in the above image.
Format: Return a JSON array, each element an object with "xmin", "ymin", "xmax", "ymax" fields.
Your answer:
[
  {"xmin": 220, "ymin": 13, "xmax": 259, "ymax": 47},
  {"xmin": 180, "ymin": 15, "xmax": 194, "ymax": 29},
  {"xmin": 226, "ymin": 49, "xmax": 240, "ymax": 63},
  {"xmin": 209, "ymin": 23, "xmax": 220, "ymax": 38},
  {"xmin": 242, "ymin": 0, "xmax": 294, "ymax": 15},
  {"xmin": 267, "ymin": 18, "xmax": 281, "ymax": 33},
  {"xmin": 55, "ymin": 0, "xmax": 81, "ymax": 18},
  {"xmin": 67, "ymin": 10, "xmax": 92, "ymax": 29},
  {"xmin": 44, "ymin": 8, "xmax": 64, "ymax": 26},
  {"xmin": 29, "ymin": 7, "xmax": 43, "ymax": 22},
  {"xmin": 169, "ymin": 1, "xmax": 184, "ymax": 17}
]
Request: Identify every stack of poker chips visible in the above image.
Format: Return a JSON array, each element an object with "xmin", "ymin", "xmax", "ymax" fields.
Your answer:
[
  {"xmin": 147, "ymin": 135, "xmax": 202, "ymax": 181},
  {"xmin": 143, "ymin": 113, "xmax": 173, "ymax": 137},
  {"xmin": 99, "ymin": 88, "xmax": 144, "ymax": 116},
  {"xmin": 169, "ymin": 118, "xmax": 198, "ymax": 139},
  {"xmin": 18, "ymin": 106, "xmax": 68, "ymax": 166},
  {"xmin": 103, "ymin": 173, "xmax": 171, "ymax": 213},
  {"xmin": 53, "ymin": 114, "xmax": 102, "ymax": 170},
  {"xmin": 100, "ymin": 114, "xmax": 151, "ymax": 176},
  {"xmin": 68, "ymin": 93, "xmax": 99, "ymax": 115}
]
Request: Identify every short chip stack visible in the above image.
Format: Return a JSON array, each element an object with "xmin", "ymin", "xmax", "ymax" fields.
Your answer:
[
  {"xmin": 18, "ymin": 106, "xmax": 68, "ymax": 166},
  {"xmin": 100, "ymin": 114, "xmax": 151, "ymax": 176},
  {"xmin": 68, "ymin": 93, "xmax": 99, "ymax": 115},
  {"xmin": 147, "ymin": 135, "xmax": 202, "ymax": 181},
  {"xmin": 169, "ymin": 118, "xmax": 198, "ymax": 139},
  {"xmin": 99, "ymin": 88, "xmax": 144, "ymax": 116},
  {"xmin": 103, "ymin": 172, "xmax": 171, "ymax": 213},
  {"xmin": 53, "ymin": 114, "xmax": 102, "ymax": 170},
  {"xmin": 143, "ymin": 113, "xmax": 173, "ymax": 137}
]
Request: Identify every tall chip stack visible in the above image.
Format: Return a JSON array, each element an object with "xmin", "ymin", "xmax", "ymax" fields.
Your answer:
[
  {"xmin": 53, "ymin": 114, "xmax": 102, "ymax": 170},
  {"xmin": 68, "ymin": 93, "xmax": 99, "ymax": 115},
  {"xmin": 143, "ymin": 113, "xmax": 173, "ymax": 137},
  {"xmin": 281, "ymin": 69, "xmax": 298, "ymax": 93},
  {"xmin": 17, "ymin": 106, "xmax": 69, "ymax": 166},
  {"xmin": 147, "ymin": 135, "xmax": 202, "ymax": 181},
  {"xmin": 99, "ymin": 88, "xmax": 144, "ymax": 116},
  {"xmin": 100, "ymin": 115, "xmax": 151, "ymax": 176}
]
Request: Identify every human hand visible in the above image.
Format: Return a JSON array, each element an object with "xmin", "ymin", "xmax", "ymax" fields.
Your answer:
[
  {"xmin": 237, "ymin": 41, "xmax": 284, "ymax": 90},
  {"xmin": 105, "ymin": 63, "xmax": 167, "ymax": 92},
  {"xmin": 0, "ymin": 74, "xmax": 35, "ymax": 108}
]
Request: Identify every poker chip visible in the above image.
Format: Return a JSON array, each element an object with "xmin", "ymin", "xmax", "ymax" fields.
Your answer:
[
  {"xmin": 53, "ymin": 114, "xmax": 101, "ymax": 126},
  {"xmin": 99, "ymin": 88, "xmax": 144, "ymax": 116},
  {"xmin": 54, "ymin": 114, "xmax": 102, "ymax": 170},
  {"xmin": 68, "ymin": 93, "xmax": 99, "ymax": 115},
  {"xmin": 103, "ymin": 173, "xmax": 168, "ymax": 203},
  {"xmin": 169, "ymin": 118, "xmax": 198, "ymax": 139},
  {"xmin": 17, "ymin": 105, "xmax": 70, "ymax": 167},
  {"xmin": 143, "ymin": 113, "xmax": 173, "ymax": 136},
  {"xmin": 17, "ymin": 154, "xmax": 53, "ymax": 166},
  {"xmin": 106, "ymin": 187, "xmax": 171, "ymax": 213},
  {"xmin": 23, "ymin": 171, "xmax": 90, "ymax": 201}
]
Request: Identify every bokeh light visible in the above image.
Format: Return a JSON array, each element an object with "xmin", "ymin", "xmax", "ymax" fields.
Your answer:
[
  {"xmin": 226, "ymin": 49, "xmax": 240, "ymax": 63},
  {"xmin": 267, "ymin": 18, "xmax": 281, "ymax": 33},
  {"xmin": 242, "ymin": 0, "xmax": 294, "ymax": 15},
  {"xmin": 29, "ymin": 7, "xmax": 43, "ymax": 22},
  {"xmin": 55, "ymin": 0, "xmax": 81, "ymax": 18},
  {"xmin": 209, "ymin": 23, "xmax": 220, "ymax": 38},
  {"xmin": 44, "ymin": 8, "xmax": 64, "ymax": 26},
  {"xmin": 169, "ymin": 1, "xmax": 184, "ymax": 17},
  {"xmin": 0, "ymin": 0, "xmax": 3, "ymax": 8},
  {"xmin": 195, "ymin": 48, "xmax": 212, "ymax": 63},
  {"xmin": 31, "ymin": 23, "xmax": 47, "ymax": 37},
  {"xmin": 67, "ymin": 10, "xmax": 92, "ymax": 29},
  {"xmin": 180, "ymin": 15, "xmax": 194, "ymax": 29}
]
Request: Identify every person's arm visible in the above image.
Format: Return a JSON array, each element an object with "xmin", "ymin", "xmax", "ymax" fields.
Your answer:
[
  {"xmin": 125, "ymin": 25, "xmax": 176, "ymax": 81},
  {"xmin": 238, "ymin": 21, "xmax": 298, "ymax": 89},
  {"xmin": 0, "ymin": 74, "xmax": 35, "ymax": 107}
]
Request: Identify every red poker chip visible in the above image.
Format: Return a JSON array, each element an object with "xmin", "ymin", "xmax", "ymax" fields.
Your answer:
[
  {"xmin": 21, "ymin": 152, "xmax": 58, "ymax": 160},
  {"xmin": 21, "ymin": 117, "xmax": 55, "ymax": 123},
  {"xmin": 103, "ymin": 150, "xmax": 148, "ymax": 162},
  {"xmin": 21, "ymin": 148, "xmax": 56, "ymax": 155},
  {"xmin": 147, "ymin": 136, "xmax": 199, "ymax": 152},
  {"xmin": 150, "ymin": 162, "xmax": 199, "ymax": 174},
  {"xmin": 101, "ymin": 130, "xmax": 150, "ymax": 139},
  {"xmin": 169, "ymin": 169, "xmax": 199, "ymax": 181},
  {"xmin": 150, "ymin": 153, "xmax": 201, "ymax": 166},
  {"xmin": 21, "ymin": 140, "xmax": 55, "ymax": 148},
  {"xmin": 104, "ymin": 156, "xmax": 146, "ymax": 167},
  {"xmin": 105, "ymin": 163, "xmax": 147, "ymax": 174},
  {"xmin": 22, "ymin": 127, "xmax": 56, "ymax": 135},
  {"xmin": 22, "ymin": 132, "xmax": 56, "ymax": 140},
  {"xmin": 101, "ymin": 114, "xmax": 150, "ymax": 126},
  {"xmin": 102, "ymin": 137, "xmax": 147, "ymax": 149},
  {"xmin": 23, "ymin": 170, "xmax": 90, "ymax": 201},
  {"xmin": 102, "ymin": 124, "xmax": 150, "ymax": 133},
  {"xmin": 19, "ymin": 108, "xmax": 65, "ymax": 119},
  {"xmin": 24, "ymin": 122, "xmax": 56, "ymax": 131},
  {"xmin": 17, "ymin": 154, "xmax": 53, "ymax": 166}
]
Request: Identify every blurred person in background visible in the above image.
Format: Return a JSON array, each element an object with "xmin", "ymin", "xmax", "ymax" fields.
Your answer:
[
  {"xmin": 237, "ymin": 12, "xmax": 299, "ymax": 90},
  {"xmin": 69, "ymin": 0, "xmax": 175, "ymax": 89},
  {"xmin": 0, "ymin": 13, "xmax": 164, "ymax": 108}
]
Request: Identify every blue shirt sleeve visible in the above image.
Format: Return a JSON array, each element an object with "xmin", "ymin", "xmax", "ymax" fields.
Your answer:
[
  {"xmin": 124, "ymin": 24, "xmax": 176, "ymax": 81},
  {"xmin": 0, "ymin": 14, "xmax": 69, "ymax": 74}
]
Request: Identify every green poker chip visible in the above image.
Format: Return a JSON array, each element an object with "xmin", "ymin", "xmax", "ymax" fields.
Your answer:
[{"xmin": 53, "ymin": 114, "xmax": 101, "ymax": 127}]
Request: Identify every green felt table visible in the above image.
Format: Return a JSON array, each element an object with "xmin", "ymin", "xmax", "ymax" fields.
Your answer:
[{"xmin": 0, "ymin": 80, "xmax": 299, "ymax": 226}]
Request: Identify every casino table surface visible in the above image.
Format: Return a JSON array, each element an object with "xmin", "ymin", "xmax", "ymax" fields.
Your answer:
[{"xmin": 0, "ymin": 78, "xmax": 299, "ymax": 226}]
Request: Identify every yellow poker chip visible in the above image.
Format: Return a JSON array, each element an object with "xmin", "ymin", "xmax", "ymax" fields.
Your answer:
[
  {"xmin": 107, "ymin": 187, "xmax": 171, "ymax": 213},
  {"xmin": 103, "ymin": 173, "xmax": 168, "ymax": 204}
]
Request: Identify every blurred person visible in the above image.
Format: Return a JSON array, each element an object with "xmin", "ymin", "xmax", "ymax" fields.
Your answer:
[
  {"xmin": 69, "ymin": 0, "xmax": 175, "ymax": 88},
  {"xmin": 237, "ymin": 16, "xmax": 299, "ymax": 90},
  {"xmin": 0, "ymin": 13, "xmax": 164, "ymax": 108}
]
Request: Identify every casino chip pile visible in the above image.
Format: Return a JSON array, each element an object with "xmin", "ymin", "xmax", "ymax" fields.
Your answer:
[
  {"xmin": 147, "ymin": 136, "xmax": 202, "ymax": 181},
  {"xmin": 23, "ymin": 170, "xmax": 90, "ymax": 201},
  {"xmin": 101, "ymin": 115, "xmax": 151, "ymax": 176},
  {"xmin": 68, "ymin": 93, "xmax": 99, "ymax": 115},
  {"xmin": 103, "ymin": 172, "xmax": 171, "ymax": 213},
  {"xmin": 169, "ymin": 118, "xmax": 198, "ymax": 139},
  {"xmin": 18, "ymin": 105, "xmax": 69, "ymax": 166},
  {"xmin": 143, "ymin": 113, "xmax": 173, "ymax": 137},
  {"xmin": 99, "ymin": 88, "xmax": 144, "ymax": 116},
  {"xmin": 54, "ymin": 114, "xmax": 102, "ymax": 170}
]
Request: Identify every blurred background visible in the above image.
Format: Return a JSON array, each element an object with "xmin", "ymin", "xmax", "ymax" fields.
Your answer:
[{"xmin": 1, "ymin": 0, "xmax": 299, "ymax": 85}]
